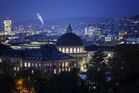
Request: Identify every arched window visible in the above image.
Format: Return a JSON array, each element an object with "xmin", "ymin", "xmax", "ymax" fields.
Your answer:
[
  {"xmin": 28, "ymin": 63, "xmax": 31, "ymax": 67},
  {"xmin": 77, "ymin": 48, "xmax": 80, "ymax": 53},
  {"xmin": 24, "ymin": 62, "xmax": 27, "ymax": 67},
  {"xmin": 62, "ymin": 48, "xmax": 65, "ymax": 53},
  {"xmin": 66, "ymin": 48, "xmax": 69, "ymax": 53},
  {"xmin": 70, "ymin": 48, "xmax": 72, "ymax": 53},
  {"xmin": 59, "ymin": 48, "xmax": 61, "ymax": 51},
  {"xmin": 74, "ymin": 48, "xmax": 76, "ymax": 53}
]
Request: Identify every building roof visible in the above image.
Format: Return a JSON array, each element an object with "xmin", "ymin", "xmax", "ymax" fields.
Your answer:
[
  {"xmin": 56, "ymin": 24, "xmax": 83, "ymax": 46},
  {"xmin": 4, "ymin": 44, "xmax": 74, "ymax": 61}
]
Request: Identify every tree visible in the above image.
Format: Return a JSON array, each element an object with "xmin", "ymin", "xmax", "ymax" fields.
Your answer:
[
  {"xmin": 15, "ymin": 67, "xmax": 43, "ymax": 93},
  {"xmin": 88, "ymin": 51, "xmax": 107, "ymax": 81},
  {"xmin": 0, "ymin": 59, "xmax": 16, "ymax": 93},
  {"xmin": 87, "ymin": 51, "xmax": 108, "ymax": 93},
  {"xmin": 112, "ymin": 44, "xmax": 139, "ymax": 81},
  {"xmin": 111, "ymin": 44, "xmax": 139, "ymax": 93}
]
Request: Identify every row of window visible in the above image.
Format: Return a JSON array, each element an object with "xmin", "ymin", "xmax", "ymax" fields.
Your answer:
[
  {"xmin": 14, "ymin": 62, "xmax": 72, "ymax": 72},
  {"xmin": 54, "ymin": 67, "xmax": 71, "ymax": 74},
  {"xmin": 24, "ymin": 62, "xmax": 41, "ymax": 68},
  {"xmin": 14, "ymin": 66, "xmax": 19, "ymax": 71},
  {"xmin": 13, "ymin": 67, "xmax": 71, "ymax": 73},
  {"xmin": 51, "ymin": 62, "xmax": 69, "ymax": 67},
  {"xmin": 24, "ymin": 62, "xmax": 70, "ymax": 68},
  {"xmin": 59, "ymin": 47, "xmax": 83, "ymax": 53}
]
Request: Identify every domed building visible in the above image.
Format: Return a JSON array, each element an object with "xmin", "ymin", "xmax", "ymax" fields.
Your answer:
[{"xmin": 56, "ymin": 24, "xmax": 89, "ymax": 72}]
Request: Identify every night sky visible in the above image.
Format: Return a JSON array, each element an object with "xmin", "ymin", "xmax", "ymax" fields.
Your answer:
[{"xmin": 0, "ymin": 0, "xmax": 139, "ymax": 22}]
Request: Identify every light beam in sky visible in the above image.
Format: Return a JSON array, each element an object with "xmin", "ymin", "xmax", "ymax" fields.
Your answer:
[{"xmin": 36, "ymin": 13, "xmax": 44, "ymax": 25}]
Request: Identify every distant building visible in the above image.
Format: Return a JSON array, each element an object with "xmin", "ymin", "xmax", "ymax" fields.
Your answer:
[
  {"xmin": 84, "ymin": 26, "xmax": 101, "ymax": 37},
  {"xmin": 56, "ymin": 24, "xmax": 89, "ymax": 72},
  {"xmin": 125, "ymin": 37, "xmax": 139, "ymax": 44},
  {"xmin": 105, "ymin": 36, "xmax": 112, "ymax": 42},
  {"xmin": 4, "ymin": 19, "xmax": 12, "ymax": 32}
]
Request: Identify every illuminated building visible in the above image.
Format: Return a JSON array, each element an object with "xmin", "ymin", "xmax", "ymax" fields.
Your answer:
[
  {"xmin": 105, "ymin": 36, "xmax": 112, "ymax": 42},
  {"xmin": 0, "ymin": 44, "xmax": 76, "ymax": 75},
  {"xmin": 4, "ymin": 19, "xmax": 12, "ymax": 32},
  {"xmin": 85, "ymin": 26, "xmax": 101, "ymax": 37},
  {"xmin": 56, "ymin": 24, "xmax": 89, "ymax": 72}
]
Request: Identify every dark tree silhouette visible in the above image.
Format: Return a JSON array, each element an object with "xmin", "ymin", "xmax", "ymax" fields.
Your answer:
[
  {"xmin": 87, "ymin": 51, "xmax": 108, "ymax": 93},
  {"xmin": 0, "ymin": 59, "xmax": 16, "ymax": 93},
  {"xmin": 87, "ymin": 51, "xmax": 107, "ymax": 81},
  {"xmin": 111, "ymin": 44, "xmax": 139, "ymax": 93}
]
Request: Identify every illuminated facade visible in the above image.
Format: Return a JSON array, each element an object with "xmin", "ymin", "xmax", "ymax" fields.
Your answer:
[
  {"xmin": 0, "ymin": 44, "xmax": 76, "ymax": 75},
  {"xmin": 56, "ymin": 24, "xmax": 89, "ymax": 72},
  {"xmin": 4, "ymin": 19, "xmax": 12, "ymax": 32}
]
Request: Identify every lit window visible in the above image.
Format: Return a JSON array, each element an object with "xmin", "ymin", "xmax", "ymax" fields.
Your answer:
[
  {"xmin": 14, "ymin": 67, "xmax": 16, "ymax": 71},
  {"xmin": 54, "ymin": 69, "xmax": 56, "ymax": 74},
  {"xmin": 32, "ymin": 70, "xmax": 34, "ymax": 74},
  {"xmin": 74, "ymin": 63, "xmax": 77, "ymax": 67},
  {"xmin": 68, "ymin": 68, "xmax": 71, "ymax": 72},
  {"xmin": 74, "ymin": 48, "xmax": 76, "ymax": 53},
  {"xmin": 32, "ymin": 63, "xmax": 34, "ymax": 67},
  {"xmin": 65, "ymin": 68, "xmax": 67, "ymax": 71},
  {"xmin": 70, "ymin": 48, "xmax": 72, "ymax": 53},
  {"xmin": 62, "ymin": 62, "xmax": 65, "ymax": 67},
  {"xmin": 20, "ymin": 60, "xmax": 23, "ymax": 68},
  {"xmin": 39, "ymin": 63, "xmax": 41, "ymax": 67},
  {"xmin": 28, "ymin": 63, "xmax": 31, "ymax": 67},
  {"xmin": 66, "ymin": 48, "xmax": 69, "ymax": 53},
  {"xmin": 45, "ymin": 64, "xmax": 46, "ymax": 66},
  {"xmin": 35, "ymin": 63, "xmax": 38, "ymax": 67},
  {"xmin": 17, "ymin": 67, "xmax": 19, "ymax": 71},
  {"xmin": 65, "ymin": 62, "xmax": 68, "ymax": 67},
  {"xmin": 24, "ymin": 62, "xmax": 27, "ymax": 67},
  {"xmin": 108, "ymin": 53, "xmax": 111, "ymax": 57},
  {"xmin": 77, "ymin": 48, "xmax": 80, "ymax": 53},
  {"xmin": 62, "ymin": 48, "xmax": 65, "ymax": 53},
  {"xmin": 0, "ymin": 58, "xmax": 2, "ymax": 63},
  {"xmin": 59, "ymin": 48, "xmax": 61, "ymax": 51}
]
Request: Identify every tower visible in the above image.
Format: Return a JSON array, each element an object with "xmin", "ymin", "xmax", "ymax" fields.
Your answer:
[
  {"xmin": 4, "ymin": 19, "xmax": 12, "ymax": 32},
  {"xmin": 67, "ymin": 24, "xmax": 72, "ymax": 33}
]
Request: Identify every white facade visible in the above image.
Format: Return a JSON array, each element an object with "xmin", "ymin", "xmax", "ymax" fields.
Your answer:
[{"xmin": 4, "ymin": 19, "xmax": 12, "ymax": 32}]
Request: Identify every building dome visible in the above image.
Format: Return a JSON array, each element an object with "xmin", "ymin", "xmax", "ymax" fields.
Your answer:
[{"xmin": 56, "ymin": 24, "xmax": 83, "ymax": 46}]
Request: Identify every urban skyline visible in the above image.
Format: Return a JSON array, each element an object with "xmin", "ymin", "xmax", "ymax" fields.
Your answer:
[
  {"xmin": 0, "ymin": 0, "xmax": 139, "ymax": 93},
  {"xmin": 0, "ymin": 0, "xmax": 139, "ymax": 24}
]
